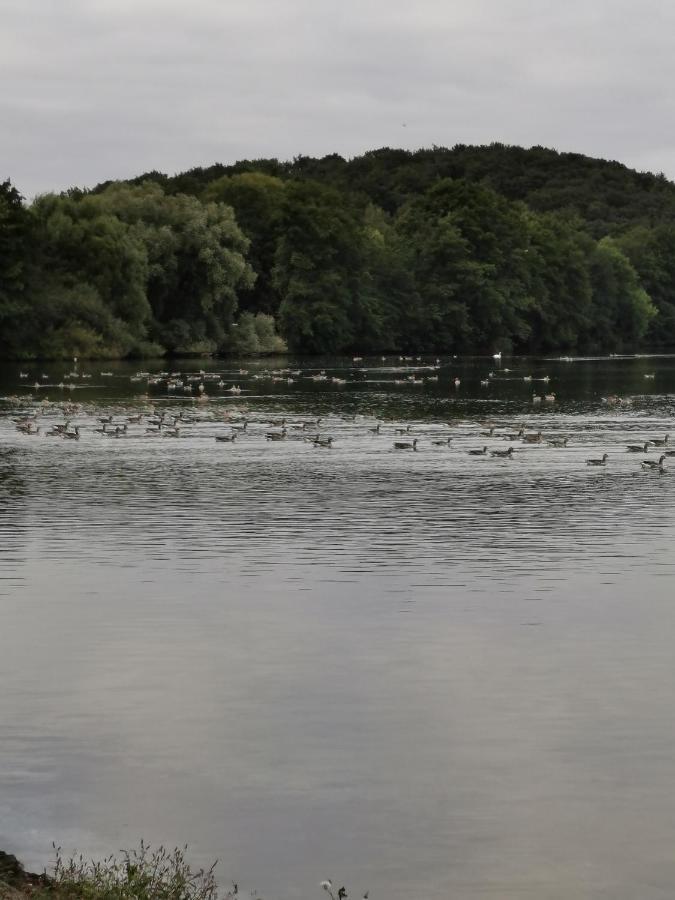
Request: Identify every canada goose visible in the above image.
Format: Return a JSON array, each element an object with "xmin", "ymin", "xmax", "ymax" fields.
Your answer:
[
  {"xmin": 312, "ymin": 436, "xmax": 333, "ymax": 448},
  {"xmin": 231, "ymin": 419, "xmax": 248, "ymax": 432},
  {"xmin": 547, "ymin": 437, "xmax": 568, "ymax": 448},
  {"xmin": 215, "ymin": 432, "xmax": 237, "ymax": 443},
  {"xmin": 626, "ymin": 443, "xmax": 651, "ymax": 453},
  {"xmin": 523, "ymin": 431, "xmax": 543, "ymax": 444},
  {"xmin": 395, "ymin": 425, "xmax": 412, "ymax": 434},
  {"xmin": 480, "ymin": 427, "xmax": 495, "ymax": 437},
  {"xmin": 62, "ymin": 426, "xmax": 80, "ymax": 440},
  {"xmin": 394, "ymin": 439, "xmax": 417, "ymax": 450},
  {"xmin": 127, "ymin": 414, "xmax": 142, "ymax": 424},
  {"xmin": 491, "ymin": 447, "xmax": 514, "ymax": 458},
  {"xmin": 642, "ymin": 455, "xmax": 666, "ymax": 470},
  {"xmin": 431, "ymin": 437, "xmax": 452, "ymax": 446},
  {"xmin": 266, "ymin": 427, "xmax": 287, "ymax": 441},
  {"xmin": 586, "ymin": 453, "xmax": 609, "ymax": 466},
  {"xmin": 650, "ymin": 435, "xmax": 670, "ymax": 447},
  {"xmin": 504, "ymin": 429, "xmax": 524, "ymax": 440},
  {"xmin": 368, "ymin": 424, "xmax": 381, "ymax": 434},
  {"xmin": 468, "ymin": 446, "xmax": 489, "ymax": 456},
  {"xmin": 48, "ymin": 420, "xmax": 70, "ymax": 435}
]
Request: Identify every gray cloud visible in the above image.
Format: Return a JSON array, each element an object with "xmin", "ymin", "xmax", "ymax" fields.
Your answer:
[{"xmin": 2, "ymin": 0, "xmax": 675, "ymax": 196}]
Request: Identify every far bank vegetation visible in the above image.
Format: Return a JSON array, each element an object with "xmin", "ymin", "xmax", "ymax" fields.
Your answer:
[{"xmin": 4, "ymin": 144, "xmax": 675, "ymax": 359}]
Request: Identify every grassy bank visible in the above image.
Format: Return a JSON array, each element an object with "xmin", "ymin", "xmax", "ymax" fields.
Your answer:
[
  {"xmin": 0, "ymin": 844, "xmax": 222, "ymax": 900},
  {"xmin": 0, "ymin": 846, "xmax": 355, "ymax": 900}
]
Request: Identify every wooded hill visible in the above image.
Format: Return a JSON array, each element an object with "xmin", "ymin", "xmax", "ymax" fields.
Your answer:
[{"xmin": 2, "ymin": 144, "xmax": 675, "ymax": 359}]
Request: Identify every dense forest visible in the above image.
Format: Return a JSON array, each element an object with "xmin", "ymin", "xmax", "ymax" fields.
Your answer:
[{"xmin": 3, "ymin": 143, "xmax": 675, "ymax": 359}]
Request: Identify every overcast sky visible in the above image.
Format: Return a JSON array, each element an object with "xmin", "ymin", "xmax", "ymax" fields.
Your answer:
[{"xmin": 3, "ymin": 0, "xmax": 675, "ymax": 197}]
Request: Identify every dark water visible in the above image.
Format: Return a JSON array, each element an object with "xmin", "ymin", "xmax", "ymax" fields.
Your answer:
[{"xmin": 2, "ymin": 353, "xmax": 675, "ymax": 899}]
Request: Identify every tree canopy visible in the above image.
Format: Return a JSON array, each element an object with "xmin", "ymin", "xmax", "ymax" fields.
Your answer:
[{"xmin": 2, "ymin": 143, "xmax": 674, "ymax": 358}]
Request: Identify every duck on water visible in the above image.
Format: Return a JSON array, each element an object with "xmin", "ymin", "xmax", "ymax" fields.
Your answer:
[
  {"xmin": 394, "ymin": 439, "xmax": 417, "ymax": 451},
  {"xmin": 642, "ymin": 455, "xmax": 667, "ymax": 471}
]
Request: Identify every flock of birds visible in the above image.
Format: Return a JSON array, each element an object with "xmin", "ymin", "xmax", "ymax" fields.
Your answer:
[
  {"xmin": 13, "ymin": 352, "xmax": 564, "ymax": 404},
  {"xmin": 6, "ymin": 354, "xmax": 674, "ymax": 473},
  {"xmin": 7, "ymin": 398, "xmax": 673, "ymax": 472}
]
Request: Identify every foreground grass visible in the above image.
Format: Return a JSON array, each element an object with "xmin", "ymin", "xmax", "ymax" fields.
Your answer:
[
  {"xmin": 0, "ymin": 844, "xmax": 224, "ymax": 900},
  {"xmin": 0, "ymin": 845, "xmax": 360, "ymax": 900}
]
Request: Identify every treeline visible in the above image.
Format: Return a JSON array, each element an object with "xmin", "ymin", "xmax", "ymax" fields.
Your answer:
[{"xmin": 3, "ymin": 143, "xmax": 675, "ymax": 359}]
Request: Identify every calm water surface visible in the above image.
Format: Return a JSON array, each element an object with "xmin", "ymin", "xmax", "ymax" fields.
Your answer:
[{"xmin": 2, "ymin": 353, "xmax": 675, "ymax": 899}]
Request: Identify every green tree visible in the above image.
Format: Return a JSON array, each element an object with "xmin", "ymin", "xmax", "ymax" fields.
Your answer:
[
  {"xmin": 616, "ymin": 224, "xmax": 675, "ymax": 345},
  {"xmin": 203, "ymin": 172, "xmax": 286, "ymax": 315},
  {"xmin": 0, "ymin": 180, "xmax": 31, "ymax": 356},
  {"xmin": 272, "ymin": 181, "xmax": 383, "ymax": 353},
  {"xmin": 98, "ymin": 182, "xmax": 255, "ymax": 353},
  {"xmin": 396, "ymin": 179, "xmax": 534, "ymax": 351},
  {"xmin": 588, "ymin": 237, "xmax": 656, "ymax": 349}
]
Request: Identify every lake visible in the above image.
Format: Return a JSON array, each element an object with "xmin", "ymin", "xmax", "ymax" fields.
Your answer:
[{"xmin": 2, "ymin": 352, "xmax": 675, "ymax": 900}]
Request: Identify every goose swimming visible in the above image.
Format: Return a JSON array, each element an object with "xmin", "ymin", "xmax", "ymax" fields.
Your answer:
[
  {"xmin": 468, "ymin": 446, "xmax": 489, "ymax": 456},
  {"xmin": 215, "ymin": 432, "xmax": 237, "ymax": 443},
  {"xmin": 642, "ymin": 455, "xmax": 666, "ymax": 471},
  {"xmin": 394, "ymin": 439, "xmax": 417, "ymax": 451},
  {"xmin": 431, "ymin": 437, "xmax": 452, "ymax": 446},
  {"xmin": 586, "ymin": 453, "xmax": 609, "ymax": 466},
  {"xmin": 491, "ymin": 447, "xmax": 514, "ymax": 458},
  {"xmin": 626, "ymin": 442, "xmax": 651, "ymax": 453},
  {"xmin": 547, "ymin": 437, "xmax": 568, "ymax": 448},
  {"xmin": 650, "ymin": 434, "xmax": 670, "ymax": 447}
]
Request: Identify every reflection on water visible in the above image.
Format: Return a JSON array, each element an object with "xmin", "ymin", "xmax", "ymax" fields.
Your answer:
[{"xmin": 3, "ymin": 354, "xmax": 675, "ymax": 899}]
